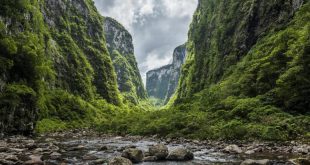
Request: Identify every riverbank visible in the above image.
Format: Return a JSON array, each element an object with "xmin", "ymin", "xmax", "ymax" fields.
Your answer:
[{"xmin": 0, "ymin": 130, "xmax": 309, "ymax": 164}]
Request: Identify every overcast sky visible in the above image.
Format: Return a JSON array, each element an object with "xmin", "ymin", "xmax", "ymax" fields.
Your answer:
[{"xmin": 94, "ymin": 0, "xmax": 198, "ymax": 84}]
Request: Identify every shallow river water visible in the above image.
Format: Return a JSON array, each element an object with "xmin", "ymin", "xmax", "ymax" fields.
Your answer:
[
  {"xmin": 39, "ymin": 134, "xmax": 307, "ymax": 165},
  {"xmin": 1, "ymin": 131, "xmax": 309, "ymax": 165}
]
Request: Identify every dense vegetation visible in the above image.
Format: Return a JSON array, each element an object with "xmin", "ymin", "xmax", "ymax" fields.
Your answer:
[
  {"xmin": 97, "ymin": 0, "xmax": 310, "ymax": 141},
  {"xmin": 0, "ymin": 0, "xmax": 309, "ymax": 142},
  {"xmin": 0, "ymin": 0, "xmax": 122, "ymax": 134},
  {"xmin": 104, "ymin": 17, "xmax": 147, "ymax": 104}
]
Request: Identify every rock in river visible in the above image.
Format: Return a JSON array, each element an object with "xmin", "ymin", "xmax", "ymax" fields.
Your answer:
[
  {"xmin": 166, "ymin": 147, "xmax": 194, "ymax": 161},
  {"xmin": 121, "ymin": 148, "xmax": 144, "ymax": 163},
  {"xmin": 149, "ymin": 144, "xmax": 169, "ymax": 160},
  {"xmin": 143, "ymin": 156, "xmax": 158, "ymax": 162},
  {"xmin": 223, "ymin": 144, "xmax": 243, "ymax": 154},
  {"xmin": 109, "ymin": 157, "xmax": 132, "ymax": 165}
]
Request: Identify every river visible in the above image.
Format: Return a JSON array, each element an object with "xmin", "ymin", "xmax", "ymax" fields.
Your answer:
[{"xmin": 0, "ymin": 131, "xmax": 308, "ymax": 165}]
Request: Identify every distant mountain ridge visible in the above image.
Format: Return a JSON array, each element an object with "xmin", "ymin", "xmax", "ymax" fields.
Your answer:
[{"xmin": 146, "ymin": 44, "xmax": 186, "ymax": 102}]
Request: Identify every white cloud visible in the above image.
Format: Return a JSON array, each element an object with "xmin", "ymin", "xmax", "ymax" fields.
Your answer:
[
  {"xmin": 94, "ymin": 0, "xmax": 198, "ymax": 85},
  {"xmin": 141, "ymin": 51, "xmax": 172, "ymax": 84},
  {"xmin": 143, "ymin": 51, "xmax": 172, "ymax": 71},
  {"xmin": 162, "ymin": 0, "xmax": 197, "ymax": 18},
  {"xmin": 139, "ymin": 0, "xmax": 155, "ymax": 15}
]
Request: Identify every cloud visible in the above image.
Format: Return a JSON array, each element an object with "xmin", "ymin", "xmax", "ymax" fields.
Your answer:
[
  {"xmin": 139, "ymin": 0, "xmax": 155, "ymax": 15},
  {"xmin": 94, "ymin": 0, "xmax": 198, "ymax": 85}
]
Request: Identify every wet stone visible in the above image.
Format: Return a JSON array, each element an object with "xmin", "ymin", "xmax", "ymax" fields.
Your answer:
[
  {"xmin": 166, "ymin": 147, "xmax": 194, "ymax": 161},
  {"xmin": 223, "ymin": 145, "xmax": 243, "ymax": 154},
  {"xmin": 143, "ymin": 156, "xmax": 158, "ymax": 162},
  {"xmin": 121, "ymin": 148, "xmax": 144, "ymax": 163},
  {"xmin": 109, "ymin": 157, "xmax": 132, "ymax": 165},
  {"xmin": 148, "ymin": 144, "xmax": 168, "ymax": 160}
]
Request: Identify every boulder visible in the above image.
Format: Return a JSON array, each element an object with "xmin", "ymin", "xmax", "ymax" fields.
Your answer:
[
  {"xmin": 121, "ymin": 148, "xmax": 144, "ymax": 163},
  {"xmin": 149, "ymin": 144, "xmax": 168, "ymax": 160},
  {"xmin": 223, "ymin": 145, "xmax": 242, "ymax": 154},
  {"xmin": 143, "ymin": 156, "xmax": 158, "ymax": 162},
  {"xmin": 109, "ymin": 157, "xmax": 132, "ymax": 165},
  {"xmin": 241, "ymin": 159, "xmax": 271, "ymax": 165},
  {"xmin": 166, "ymin": 147, "xmax": 194, "ymax": 161}
]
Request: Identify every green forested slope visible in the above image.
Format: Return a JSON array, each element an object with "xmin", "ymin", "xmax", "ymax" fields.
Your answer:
[
  {"xmin": 99, "ymin": 0, "xmax": 310, "ymax": 141},
  {"xmin": 104, "ymin": 17, "xmax": 147, "ymax": 104},
  {"xmin": 0, "ymin": 0, "xmax": 122, "ymax": 134},
  {"xmin": 0, "ymin": 0, "xmax": 309, "ymax": 141}
]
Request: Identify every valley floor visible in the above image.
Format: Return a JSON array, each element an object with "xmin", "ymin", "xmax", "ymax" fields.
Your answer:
[{"xmin": 0, "ymin": 130, "xmax": 309, "ymax": 165}]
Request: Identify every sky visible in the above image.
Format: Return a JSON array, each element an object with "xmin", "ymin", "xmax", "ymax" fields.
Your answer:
[{"xmin": 94, "ymin": 0, "xmax": 198, "ymax": 84}]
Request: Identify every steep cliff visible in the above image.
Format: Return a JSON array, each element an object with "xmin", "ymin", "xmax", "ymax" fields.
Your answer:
[
  {"xmin": 0, "ymin": 0, "xmax": 121, "ymax": 134},
  {"xmin": 166, "ymin": 44, "xmax": 187, "ymax": 101},
  {"xmin": 178, "ymin": 0, "xmax": 306, "ymax": 100},
  {"xmin": 146, "ymin": 44, "xmax": 186, "ymax": 101},
  {"xmin": 146, "ymin": 64, "xmax": 173, "ymax": 100},
  {"xmin": 108, "ymin": 0, "xmax": 310, "ymax": 140},
  {"xmin": 104, "ymin": 17, "xmax": 147, "ymax": 104},
  {"xmin": 167, "ymin": 0, "xmax": 310, "ymax": 139}
]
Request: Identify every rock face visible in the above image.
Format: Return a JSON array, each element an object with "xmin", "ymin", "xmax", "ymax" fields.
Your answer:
[
  {"xmin": 177, "ymin": 0, "xmax": 306, "ymax": 99},
  {"xmin": 104, "ymin": 17, "xmax": 147, "ymax": 104},
  {"xmin": 175, "ymin": 0, "xmax": 310, "ymax": 115},
  {"xmin": 0, "ymin": 0, "xmax": 121, "ymax": 134},
  {"xmin": 166, "ymin": 45, "xmax": 187, "ymax": 101},
  {"xmin": 146, "ymin": 64, "xmax": 173, "ymax": 100},
  {"xmin": 146, "ymin": 44, "xmax": 186, "ymax": 102}
]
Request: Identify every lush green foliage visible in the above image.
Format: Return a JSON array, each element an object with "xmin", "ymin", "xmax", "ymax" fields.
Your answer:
[
  {"xmin": 0, "ymin": 0, "xmax": 122, "ymax": 134},
  {"xmin": 105, "ymin": 17, "xmax": 147, "ymax": 104},
  {"xmin": 178, "ymin": 0, "xmax": 305, "ymax": 99},
  {"xmin": 1, "ymin": 0, "xmax": 309, "ymax": 142},
  {"xmin": 111, "ymin": 50, "xmax": 146, "ymax": 104},
  {"xmin": 96, "ymin": 2, "xmax": 310, "ymax": 141}
]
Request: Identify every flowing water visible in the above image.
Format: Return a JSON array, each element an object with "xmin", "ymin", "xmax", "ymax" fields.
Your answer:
[{"xmin": 39, "ymin": 134, "xmax": 305, "ymax": 165}]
